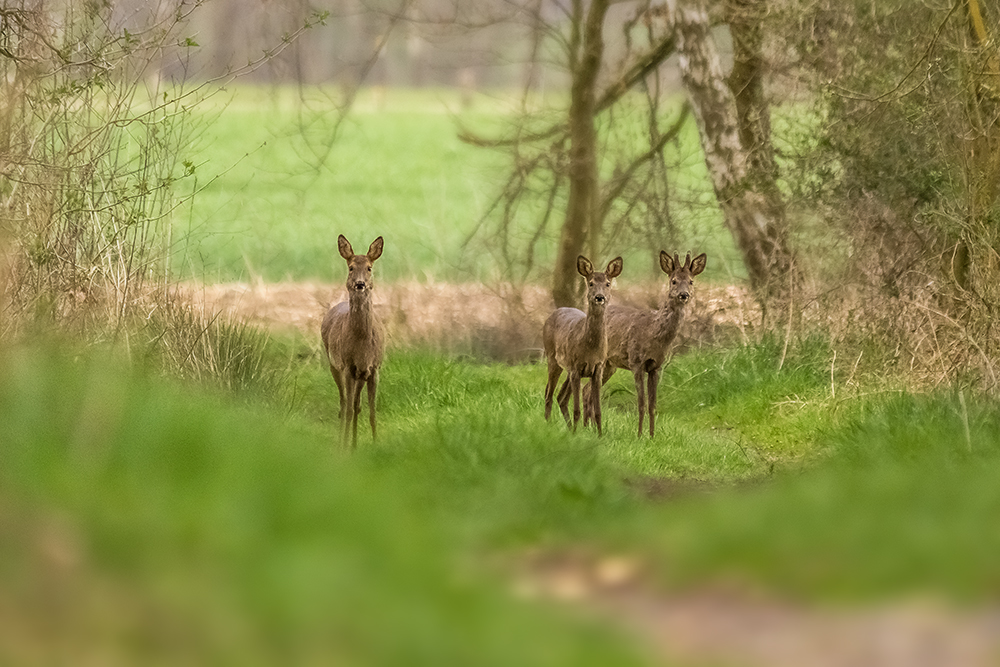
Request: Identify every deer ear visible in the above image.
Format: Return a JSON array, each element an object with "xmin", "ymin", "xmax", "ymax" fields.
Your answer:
[
  {"xmin": 367, "ymin": 236, "xmax": 384, "ymax": 262},
  {"xmin": 606, "ymin": 256, "xmax": 623, "ymax": 279},
  {"xmin": 577, "ymin": 255, "xmax": 594, "ymax": 277},
  {"xmin": 689, "ymin": 252, "xmax": 707, "ymax": 276},
  {"xmin": 338, "ymin": 235, "xmax": 354, "ymax": 261},
  {"xmin": 659, "ymin": 250, "xmax": 674, "ymax": 274}
]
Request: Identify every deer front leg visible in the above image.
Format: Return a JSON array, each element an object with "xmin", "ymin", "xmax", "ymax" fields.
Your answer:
[
  {"xmin": 592, "ymin": 366, "xmax": 604, "ymax": 437},
  {"xmin": 340, "ymin": 375, "xmax": 355, "ymax": 446},
  {"xmin": 584, "ymin": 363, "xmax": 615, "ymax": 426},
  {"xmin": 570, "ymin": 372, "xmax": 582, "ymax": 431},
  {"xmin": 350, "ymin": 377, "xmax": 364, "ymax": 449},
  {"xmin": 647, "ymin": 367, "xmax": 662, "ymax": 438},
  {"xmin": 367, "ymin": 370, "xmax": 379, "ymax": 441},
  {"xmin": 633, "ymin": 366, "xmax": 646, "ymax": 438}
]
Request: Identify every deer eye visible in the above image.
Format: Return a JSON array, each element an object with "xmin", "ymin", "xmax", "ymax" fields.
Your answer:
[
  {"xmin": 367, "ymin": 267, "xmax": 372, "ymax": 272},
  {"xmin": 606, "ymin": 281, "xmax": 611, "ymax": 287},
  {"xmin": 671, "ymin": 279, "xmax": 678, "ymax": 285}
]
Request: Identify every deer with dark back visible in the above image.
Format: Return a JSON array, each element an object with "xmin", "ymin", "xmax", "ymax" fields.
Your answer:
[
  {"xmin": 321, "ymin": 235, "xmax": 385, "ymax": 448},
  {"xmin": 588, "ymin": 251, "xmax": 706, "ymax": 437},
  {"xmin": 543, "ymin": 255, "xmax": 624, "ymax": 435}
]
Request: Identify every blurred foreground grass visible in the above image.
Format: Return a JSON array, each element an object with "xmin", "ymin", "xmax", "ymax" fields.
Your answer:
[
  {"xmin": 3, "ymin": 335, "xmax": 999, "ymax": 662},
  {"xmin": 0, "ymin": 344, "xmax": 648, "ymax": 665}
]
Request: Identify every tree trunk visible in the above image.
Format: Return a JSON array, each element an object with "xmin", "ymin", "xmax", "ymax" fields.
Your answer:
[
  {"xmin": 552, "ymin": 0, "xmax": 610, "ymax": 308},
  {"xmin": 958, "ymin": 0, "xmax": 1000, "ymax": 291},
  {"xmin": 671, "ymin": 0, "xmax": 796, "ymax": 308}
]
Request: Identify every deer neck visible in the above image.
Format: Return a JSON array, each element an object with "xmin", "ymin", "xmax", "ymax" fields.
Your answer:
[
  {"xmin": 652, "ymin": 300, "xmax": 685, "ymax": 344},
  {"xmin": 582, "ymin": 304, "xmax": 608, "ymax": 352},
  {"xmin": 347, "ymin": 289, "xmax": 375, "ymax": 334}
]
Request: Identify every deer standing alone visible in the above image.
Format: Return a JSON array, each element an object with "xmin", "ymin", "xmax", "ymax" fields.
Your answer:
[
  {"xmin": 543, "ymin": 255, "xmax": 623, "ymax": 435},
  {"xmin": 321, "ymin": 235, "xmax": 385, "ymax": 448},
  {"xmin": 588, "ymin": 251, "xmax": 706, "ymax": 437}
]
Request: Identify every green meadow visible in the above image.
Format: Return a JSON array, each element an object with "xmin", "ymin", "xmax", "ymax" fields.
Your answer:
[
  {"xmin": 175, "ymin": 86, "xmax": 738, "ymax": 284},
  {"xmin": 6, "ymin": 86, "xmax": 1000, "ymax": 662}
]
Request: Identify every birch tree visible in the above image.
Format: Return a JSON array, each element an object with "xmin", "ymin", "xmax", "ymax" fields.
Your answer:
[{"xmin": 668, "ymin": 0, "xmax": 797, "ymax": 309}]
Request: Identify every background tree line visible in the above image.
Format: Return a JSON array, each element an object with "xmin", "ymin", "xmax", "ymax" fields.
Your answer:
[{"xmin": 4, "ymin": 0, "xmax": 1000, "ymax": 387}]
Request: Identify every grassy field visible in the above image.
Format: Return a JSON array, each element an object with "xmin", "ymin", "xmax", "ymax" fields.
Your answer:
[
  {"xmin": 174, "ymin": 86, "xmax": 739, "ymax": 284},
  {"xmin": 8, "ymin": 85, "xmax": 999, "ymax": 662},
  {"xmin": 4, "ymin": 327, "xmax": 999, "ymax": 662}
]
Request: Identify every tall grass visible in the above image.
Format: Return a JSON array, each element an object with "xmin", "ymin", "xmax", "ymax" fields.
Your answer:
[
  {"xmin": 0, "ymin": 342, "xmax": 650, "ymax": 665},
  {"xmin": 0, "ymin": 1, "xmax": 201, "ymax": 338},
  {"xmin": 3, "ymin": 326, "xmax": 1000, "ymax": 662}
]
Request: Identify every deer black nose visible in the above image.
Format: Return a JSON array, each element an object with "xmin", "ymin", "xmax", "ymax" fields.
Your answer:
[
  {"xmin": 594, "ymin": 294, "xmax": 606, "ymax": 304},
  {"xmin": 678, "ymin": 292, "xmax": 689, "ymax": 302},
  {"xmin": 354, "ymin": 281, "xmax": 367, "ymax": 290}
]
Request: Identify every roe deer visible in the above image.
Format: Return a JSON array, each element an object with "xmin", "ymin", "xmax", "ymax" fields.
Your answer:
[
  {"xmin": 321, "ymin": 235, "xmax": 385, "ymax": 448},
  {"xmin": 589, "ymin": 251, "xmax": 706, "ymax": 437},
  {"xmin": 543, "ymin": 255, "xmax": 624, "ymax": 435}
]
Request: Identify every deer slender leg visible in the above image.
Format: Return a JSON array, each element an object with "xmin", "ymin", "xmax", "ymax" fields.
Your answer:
[
  {"xmin": 331, "ymin": 365, "xmax": 345, "ymax": 422},
  {"xmin": 351, "ymin": 377, "xmax": 364, "ymax": 449},
  {"xmin": 557, "ymin": 377, "xmax": 573, "ymax": 427},
  {"xmin": 647, "ymin": 367, "xmax": 661, "ymax": 438},
  {"xmin": 584, "ymin": 363, "xmax": 615, "ymax": 425},
  {"xmin": 633, "ymin": 367, "xmax": 646, "ymax": 437},
  {"xmin": 570, "ymin": 372, "xmax": 582, "ymax": 431},
  {"xmin": 544, "ymin": 361, "xmax": 562, "ymax": 421},
  {"xmin": 592, "ymin": 366, "xmax": 604, "ymax": 436},
  {"xmin": 367, "ymin": 370, "xmax": 379, "ymax": 441},
  {"xmin": 340, "ymin": 376, "xmax": 354, "ymax": 446}
]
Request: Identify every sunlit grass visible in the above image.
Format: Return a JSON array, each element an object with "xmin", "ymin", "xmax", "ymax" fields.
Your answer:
[{"xmin": 173, "ymin": 85, "xmax": 739, "ymax": 285}]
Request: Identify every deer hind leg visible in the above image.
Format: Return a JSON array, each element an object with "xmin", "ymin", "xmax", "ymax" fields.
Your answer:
[
  {"xmin": 556, "ymin": 376, "xmax": 573, "ymax": 427},
  {"xmin": 367, "ymin": 369, "xmax": 379, "ymax": 441},
  {"xmin": 632, "ymin": 366, "xmax": 647, "ymax": 437},
  {"xmin": 544, "ymin": 360, "xmax": 563, "ymax": 421},
  {"xmin": 647, "ymin": 367, "xmax": 662, "ymax": 438},
  {"xmin": 570, "ymin": 372, "xmax": 583, "ymax": 432},
  {"xmin": 331, "ymin": 365, "xmax": 346, "ymax": 422}
]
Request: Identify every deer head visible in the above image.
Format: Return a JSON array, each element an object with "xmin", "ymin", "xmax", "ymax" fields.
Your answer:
[
  {"xmin": 660, "ymin": 251, "xmax": 707, "ymax": 305},
  {"xmin": 339, "ymin": 235, "xmax": 384, "ymax": 294},
  {"xmin": 578, "ymin": 255, "xmax": 624, "ymax": 310}
]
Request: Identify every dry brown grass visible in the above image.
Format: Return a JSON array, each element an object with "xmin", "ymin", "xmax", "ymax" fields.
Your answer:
[{"xmin": 177, "ymin": 280, "xmax": 758, "ymax": 362}]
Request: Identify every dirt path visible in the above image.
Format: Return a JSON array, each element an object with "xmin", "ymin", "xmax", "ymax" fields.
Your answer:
[{"xmin": 517, "ymin": 552, "xmax": 1000, "ymax": 667}]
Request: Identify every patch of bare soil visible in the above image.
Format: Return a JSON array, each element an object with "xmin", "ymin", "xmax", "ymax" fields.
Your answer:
[
  {"xmin": 177, "ymin": 280, "xmax": 757, "ymax": 361},
  {"xmin": 515, "ymin": 551, "xmax": 1000, "ymax": 667}
]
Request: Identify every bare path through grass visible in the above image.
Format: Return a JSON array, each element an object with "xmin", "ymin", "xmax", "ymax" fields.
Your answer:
[{"xmin": 517, "ymin": 551, "xmax": 1000, "ymax": 667}]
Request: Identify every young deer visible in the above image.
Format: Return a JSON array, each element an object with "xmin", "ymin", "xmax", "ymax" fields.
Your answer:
[
  {"xmin": 543, "ymin": 255, "xmax": 624, "ymax": 435},
  {"xmin": 590, "ymin": 251, "xmax": 706, "ymax": 437},
  {"xmin": 321, "ymin": 235, "xmax": 385, "ymax": 448}
]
